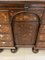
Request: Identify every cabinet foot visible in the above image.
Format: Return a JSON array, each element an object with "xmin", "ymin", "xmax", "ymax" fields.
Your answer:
[
  {"xmin": 32, "ymin": 47, "xmax": 39, "ymax": 53},
  {"xmin": 11, "ymin": 47, "xmax": 17, "ymax": 53},
  {"xmin": 0, "ymin": 49, "xmax": 3, "ymax": 53}
]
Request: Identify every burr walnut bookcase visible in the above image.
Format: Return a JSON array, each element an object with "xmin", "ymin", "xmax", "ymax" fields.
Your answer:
[{"xmin": 0, "ymin": 1, "xmax": 45, "ymax": 53}]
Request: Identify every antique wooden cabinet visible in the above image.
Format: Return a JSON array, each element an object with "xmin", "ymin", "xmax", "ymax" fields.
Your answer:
[{"xmin": 0, "ymin": 1, "xmax": 45, "ymax": 53}]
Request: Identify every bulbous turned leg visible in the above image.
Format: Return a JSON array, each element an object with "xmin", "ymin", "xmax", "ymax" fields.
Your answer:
[
  {"xmin": 11, "ymin": 47, "xmax": 17, "ymax": 53},
  {"xmin": 32, "ymin": 47, "xmax": 39, "ymax": 53}
]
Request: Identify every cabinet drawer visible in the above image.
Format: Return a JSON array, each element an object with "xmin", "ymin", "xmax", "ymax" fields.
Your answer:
[
  {"xmin": 0, "ymin": 11, "xmax": 10, "ymax": 24},
  {"xmin": 0, "ymin": 24, "xmax": 12, "ymax": 33},
  {"xmin": 0, "ymin": 34, "xmax": 13, "ymax": 41},
  {"xmin": 0, "ymin": 41, "xmax": 14, "ymax": 47},
  {"xmin": 37, "ymin": 25, "xmax": 45, "ymax": 42},
  {"xmin": 36, "ymin": 42, "xmax": 45, "ymax": 48}
]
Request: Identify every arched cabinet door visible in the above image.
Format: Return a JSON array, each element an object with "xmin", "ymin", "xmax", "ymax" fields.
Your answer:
[{"xmin": 13, "ymin": 11, "xmax": 39, "ymax": 46}]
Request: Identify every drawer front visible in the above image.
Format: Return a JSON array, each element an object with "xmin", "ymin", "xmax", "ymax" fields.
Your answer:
[
  {"xmin": 0, "ymin": 34, "xmax": 13, "ymax": 41},
  {"xmin": 37, "ymin": 25, "xmax": 45, "ymax": 42},
  {"xmin": 0, "ymin": 11, "xmax": 10, "ymax": 24},
  {"xmin": 14, "ymin": 22, "xmax": 39, "ymax": 45},
  {"xmin": 36, "ymin": 42, "xmax": 45, "ymax": 48},
  {"xmin": 0, "ymin": 41, "xmax": 14, "ymax": 47},
  {"xmin": 0, "ymin": 24, "xmax": 12, "ymax": 33}
]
